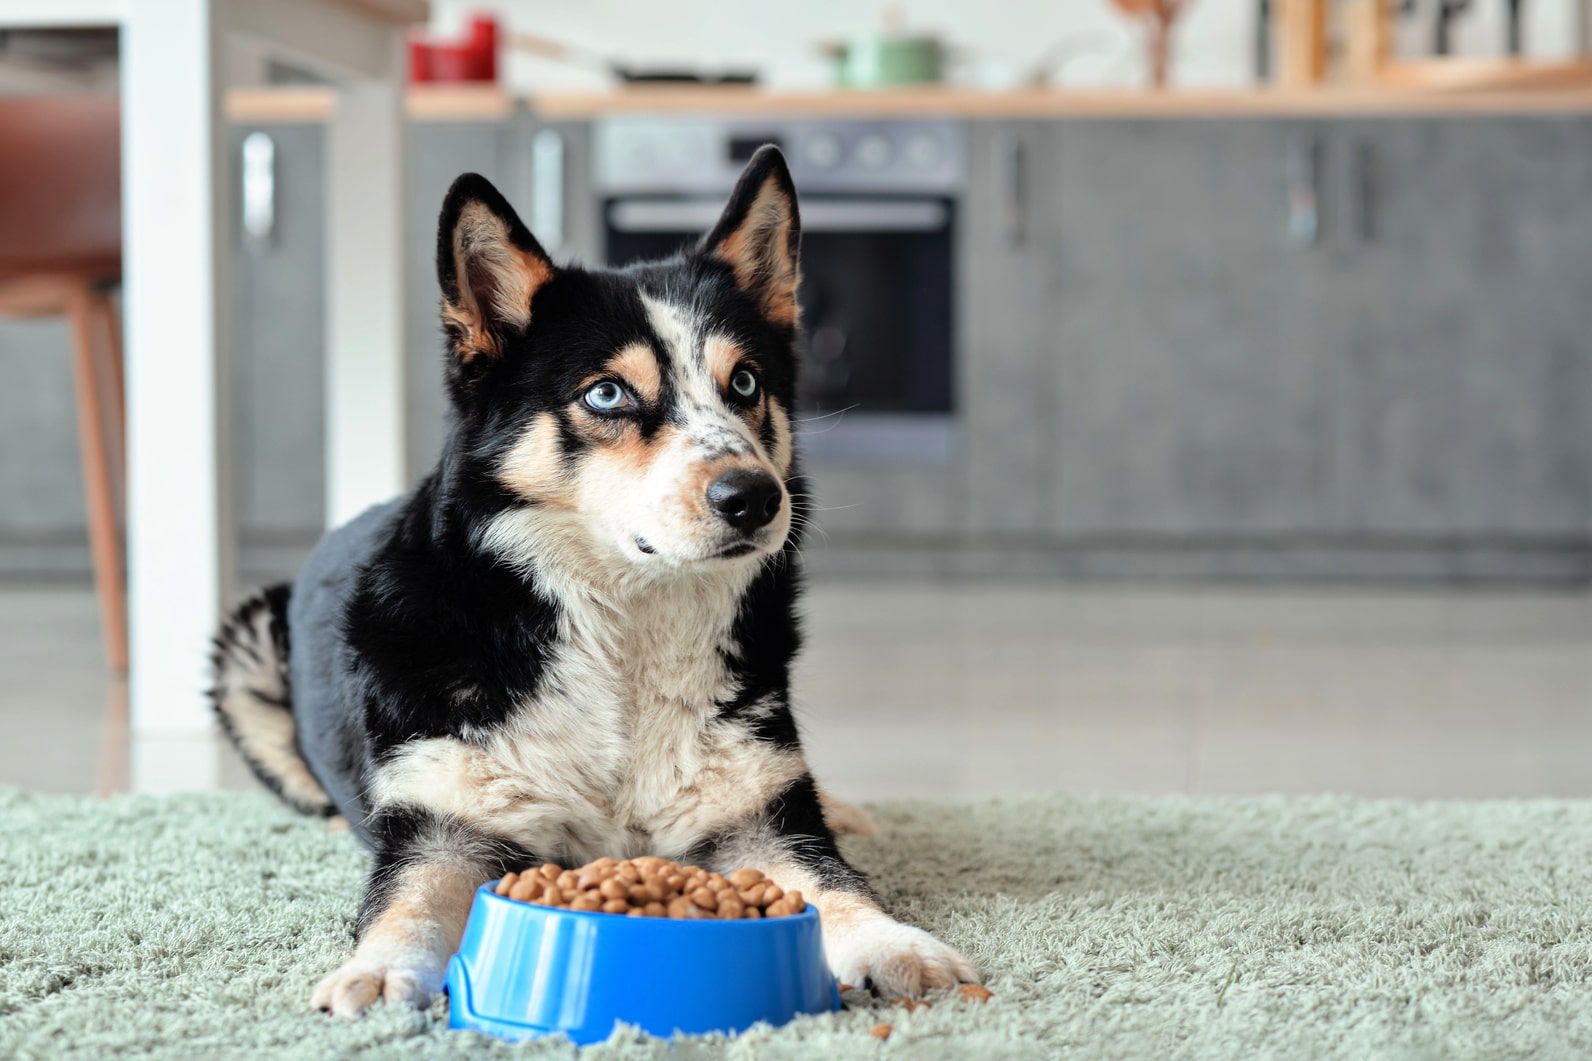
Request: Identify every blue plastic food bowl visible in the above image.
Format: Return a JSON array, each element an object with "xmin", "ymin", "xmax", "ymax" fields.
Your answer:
[{"xmin": 446, "ymin": 882, "xmax": 840, "ymax": 1043}]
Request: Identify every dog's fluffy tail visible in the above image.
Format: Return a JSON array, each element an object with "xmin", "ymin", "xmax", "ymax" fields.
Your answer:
[{"xmin": 209, "ymin": 584, "xmax": 335, "ymax": 817}]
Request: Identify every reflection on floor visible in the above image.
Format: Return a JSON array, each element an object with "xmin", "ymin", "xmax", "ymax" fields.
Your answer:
[{"xmin": 4, "ymin": 582, "xmax": 1591, "ymax": 801}]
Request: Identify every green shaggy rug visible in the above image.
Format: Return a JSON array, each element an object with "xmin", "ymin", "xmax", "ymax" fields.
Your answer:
[{"xmin": 3, "ymin": 787, "xmax": 1592, "ymax": 1059}]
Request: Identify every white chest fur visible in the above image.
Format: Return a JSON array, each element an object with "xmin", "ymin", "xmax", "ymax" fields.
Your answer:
[{"xmin": 368, "ymin": 567, "xmax": 806, "ymax": 862}]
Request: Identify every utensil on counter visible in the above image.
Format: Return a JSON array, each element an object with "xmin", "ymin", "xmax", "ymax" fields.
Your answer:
[
  {"xmin": 1105, "ymin": 0, "xmax": 1196, "ymax": 88},
  {"xmin": 510, "ymin": 30, "xmax": 758, "ymax": 86}
]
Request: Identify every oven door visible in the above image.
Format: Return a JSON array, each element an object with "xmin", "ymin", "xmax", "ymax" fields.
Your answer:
[{"xmin": 605, "ymin": 195, "xmax": 955, "ymax": 462}]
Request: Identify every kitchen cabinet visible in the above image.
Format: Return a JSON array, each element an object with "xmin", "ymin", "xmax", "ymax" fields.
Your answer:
[
  {"xmin": 956, "ymin": 121, "xmax": 1052, "ymax": 539},
  {"xmin": 963, "ymin": 114, "xmax": 1592, "ymax": 577},
  {"xmin": 229, "ymin": 123, "xmax": 328, "ymax": 555},
  {"xmin": 1039, "ymin": 119, "xmax": 1338, "ymax": 540},
  {"xmin": 1325, "ymin": 116, "xmax": 1592, "ymax": 540}
]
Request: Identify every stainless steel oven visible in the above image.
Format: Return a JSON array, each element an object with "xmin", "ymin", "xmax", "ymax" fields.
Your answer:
[{"xmin": 595, "ymin": 118, "xmax": 962, "ymax": 464}]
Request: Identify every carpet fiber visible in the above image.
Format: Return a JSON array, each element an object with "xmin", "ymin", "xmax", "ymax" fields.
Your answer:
[{"xmin": 4, "ymin": 787, "xmax": 1592, "ymax": 1058}]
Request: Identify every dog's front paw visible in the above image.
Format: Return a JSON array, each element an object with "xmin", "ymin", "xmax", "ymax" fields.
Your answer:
[
  {"xmin": 824, "ymin": 917, "xmax": 977, "ymax": 998},
  {"xmin": 311, "ymin": 959, "xmax": 440, "ymax": 1018}
]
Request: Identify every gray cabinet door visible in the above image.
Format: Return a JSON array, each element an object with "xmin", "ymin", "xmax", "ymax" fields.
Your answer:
[
  {"xmin": 231, "ymin": 123, "xmax": 327, "ymax": 551},
  {"xmin": 1041, "ymin": 120, "xmax": 1337, "ymax": 538},
  {"xmin": 1326, "ymin": 116, "xmax": 1592, "ymax": 539},
  {"xmin": 958, "ymin": 121, "xmax": 1051, "ymax": 538}
]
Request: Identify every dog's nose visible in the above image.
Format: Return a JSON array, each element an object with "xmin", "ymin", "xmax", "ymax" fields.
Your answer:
[{"xmin": 707, "ymin": 469, "xmax": 783, "ymax": 533}]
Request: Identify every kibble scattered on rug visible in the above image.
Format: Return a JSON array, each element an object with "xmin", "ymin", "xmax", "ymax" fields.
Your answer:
[{"xmin": 4, "ymin": 786, "xmax": 1592, "ymax": 1059}]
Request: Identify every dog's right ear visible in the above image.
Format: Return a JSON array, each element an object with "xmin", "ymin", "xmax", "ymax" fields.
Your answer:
[{"xmin": 436, "ymin": 173, "xmax": 555, "ymax": 363}]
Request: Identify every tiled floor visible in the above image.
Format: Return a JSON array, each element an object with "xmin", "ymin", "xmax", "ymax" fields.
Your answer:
[{"xmin": 4, "ymin": 581, "xmax": 1592, "ymax": 801}]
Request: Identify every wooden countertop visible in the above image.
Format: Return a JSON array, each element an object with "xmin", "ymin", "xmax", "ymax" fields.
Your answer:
[{"xmin": 224, "ymin": 83, "xmax": 1592, "ymax": 125}]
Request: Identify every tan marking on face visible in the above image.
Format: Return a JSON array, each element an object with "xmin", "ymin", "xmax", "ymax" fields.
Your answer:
[
  {"xmin": 704, "ymin": 333, "xmax": 769, "ymax": 435},
  {"xmin": 498, "ymin": 412, "xmax": 571, "ymax": 504},
  {"xmin": 608, "ymin": 342, "xmax": 662, "ymax": 403},
  {"xmin": 714, "ymin": 176, "xmax": 801, "ymax": 327},
  {"xmin": 703, "ymin": 335, "xmax": 741, "ymax": 392},
  {"xmin": 447, "ymin": 201, "xmax": 553, "ymax": 361},
  {"xmin": 767, "ymin": 398, "xmax": 794, "ymax": 476}
]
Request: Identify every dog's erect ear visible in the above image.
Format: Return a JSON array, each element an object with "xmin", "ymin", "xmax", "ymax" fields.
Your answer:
[
  {"xmin": 699, "ymin": 145, "xmax": 801, "ymax": 327},
  {"xmin": 436, "ymin": 173, "xmax": 555, "ymax": 362}
]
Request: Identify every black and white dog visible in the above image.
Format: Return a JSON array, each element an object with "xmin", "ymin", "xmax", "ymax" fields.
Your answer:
[{"xmin": 211, "ymin": 147, "xmax": 976, "ymax": 1018}]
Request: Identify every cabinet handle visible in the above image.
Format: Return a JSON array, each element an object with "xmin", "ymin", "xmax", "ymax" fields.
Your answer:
[
  {"xmin": 1285, "ymin": 132, "xmax": 1320, "ymax": 248},
  {"xmin": 1353, "ymin": 138, "xmax": 1377, "ymax": 243},
  {"xmin": 531, "ymin": 129, "xmax": 566, "ymax": 251},
  {"xmin": 241, "ymin": 131, "xmax": 275, "ymax": 245},
  {"xmin": 998, "ymin": 133, "xmax": 1028, "ymax": 249}
]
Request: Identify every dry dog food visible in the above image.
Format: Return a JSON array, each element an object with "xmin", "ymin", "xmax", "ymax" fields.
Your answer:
[
  {"xmin": 493, "ymin": 857, "xmax": 807, "ymax": 919},
  {"xmin": 868, "ymin": 1023, "xmax": 893, "ymax": 1040}
]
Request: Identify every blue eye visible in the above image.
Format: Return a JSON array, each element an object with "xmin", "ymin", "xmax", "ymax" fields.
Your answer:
[
  {"xmin": 730, "ymin": 368, "xmax": 759, "ymax": 399},
  {"xmin": 584, "ymin": 381, "xmax": 631, "ymax": 412}
]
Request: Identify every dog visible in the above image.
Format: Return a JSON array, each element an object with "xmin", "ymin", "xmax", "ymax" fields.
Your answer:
[{"xmin": 210, "ymin": 146, "xmax": 977, "ymax": 1018}]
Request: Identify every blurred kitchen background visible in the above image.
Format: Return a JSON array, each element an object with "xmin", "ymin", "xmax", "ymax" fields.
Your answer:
[{"xmin": 2, "ymin": 0, "xmax": 1591, "ymax": 803}]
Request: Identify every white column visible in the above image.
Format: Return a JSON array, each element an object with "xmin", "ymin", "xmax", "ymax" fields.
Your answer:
[
  {"xmin": 121, "ymin": 0, "xmax": 230, "ymax": 790},
  {"xmin": 326, "ymin": 68, "xmax": 410, "ymax": 528}
]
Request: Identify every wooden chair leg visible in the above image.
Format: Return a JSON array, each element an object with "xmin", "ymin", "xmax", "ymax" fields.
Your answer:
[
  {"xmin": 66, "ymin": 281, "xmax": 129, "ymax": 673},
  {"xmin": 90, "ymin": 287, "xmax": 126, "ymax": 516}
]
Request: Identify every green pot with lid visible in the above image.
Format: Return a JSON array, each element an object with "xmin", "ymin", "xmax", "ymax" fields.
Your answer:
[{"xmin": 823, "ymin": 32, "xmax": 946, "ymax": 89}]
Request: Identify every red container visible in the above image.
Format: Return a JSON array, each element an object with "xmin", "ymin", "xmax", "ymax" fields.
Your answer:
[{"xmin": 408, "ymin": 13, "xmax": 498, "ymax": 84}]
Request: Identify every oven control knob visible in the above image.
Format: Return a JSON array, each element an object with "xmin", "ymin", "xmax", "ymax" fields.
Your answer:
[
  {"xmin": 854, "ymin": 134, "xmax": 893, "ymax": 169},
  {"xmin": 904, "ymin": 134, "xmax": 941, "ymax": 170},
  {"xmin": 805, "ymin": 133, "xmax": 843, "ymax": 169}
]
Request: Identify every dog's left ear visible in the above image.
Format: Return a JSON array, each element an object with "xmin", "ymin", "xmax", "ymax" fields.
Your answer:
[
  {"xmin": 699, "ymin": 145, "xmax": 801, "ymax": 327},
  {"xmin": 436, "ymin": 172, "xmax": 555, "ymax": 363}
]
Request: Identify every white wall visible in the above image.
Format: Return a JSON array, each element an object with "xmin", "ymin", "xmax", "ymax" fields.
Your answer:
[{"xmin": 432, "ymin": 0, "xmax": 1588, "ymax": 93}]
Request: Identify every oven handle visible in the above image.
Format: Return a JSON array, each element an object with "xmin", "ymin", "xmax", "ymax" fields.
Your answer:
[{"xmin": 608, "ymin": 198, "xmax": 949, "ymax": 234}]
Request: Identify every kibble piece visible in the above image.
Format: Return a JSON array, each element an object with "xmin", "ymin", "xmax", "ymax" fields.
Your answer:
[
  {"xmin": 743, "ymin": 906, "xmax": 762, "ymax": 919},
  {"xmin": 601, "ymin": 898, "xmax": 629, "ymax": 914},
  {"xmin": 958, "ymin": 984, "xmax": 993, "ymax": 1004},
  {"xmin": 643, "ymin": 901, "xmax": 667, "ymax": 918},
  {"xmin": 539, "ymin": 864, "xmax": 561, "ymax": 881},
  {"xmin": 762, "ymin": 884, "xmax": 784, "ymax": 904},
  {"xmin": 508, "ymin": 877, "xmax": 540, "ymax": 903},
  {"xmin": 785, "ymin": 890, "xmax": 805, "ymax": 913},
  {"xmin": 729, "ymin": 868, "xmax": 764, "ymax": 889},
  {"xmin": 667, "ymin": 897, "xmax": 692, "ymax": 919},
  {"xmin": 598, "ymin": 878, "xmax": 628, "ymax": 901},
  {"xmin": 838, "ymin": 983, "xmax": 856, "ymax": 993},
  {"xmin": 570, "ymin": 892, "xmax": 602, "ymax": 912},
  {"xmin": 689, "ymin": 887, "xmax": 718, "ymax": 911},
  {"xmin": 495, "ymin": 872, "xmax": 519, "ymax": 896},
  {"xmin": 869, "ymin": 1023, "xmax": 892, "ymax": 1040},
  {"xmin": 718, "ymin": 896, "xmax": 744, "ymax": 920}
]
